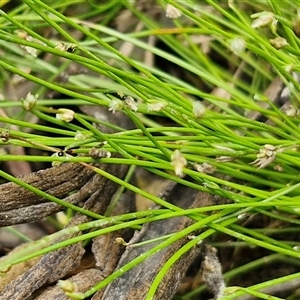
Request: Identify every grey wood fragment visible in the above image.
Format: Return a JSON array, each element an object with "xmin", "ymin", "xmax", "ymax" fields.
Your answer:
[
  {"xmin": 99, "ymin": 183, "xmax": 218, "ymax": 300},
  {"xmin": 33, "ymin": 269, "xmax": 104, "ymax": 300}
]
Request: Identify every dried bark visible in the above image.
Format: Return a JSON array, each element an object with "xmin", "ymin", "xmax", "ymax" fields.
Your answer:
[
  {"xmin": 99, "ymin": 182, "xmax": 224, "ymax": 300},
  {"xmin": 0, "ymin": 161, "xmax": 129, "ymax": 300},
  {"xmin": 0, "ymin": 163, "xmax": 94, "ymax": 226},
  {"xmin": 34, "ymin": 269, "xmax": 104, "ymax": 300}
]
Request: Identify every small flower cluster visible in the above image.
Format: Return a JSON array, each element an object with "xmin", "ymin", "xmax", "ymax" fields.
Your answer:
[
  {"xmin": 166, "ymin": 4, "xmax": 182, "ymax": 19},
  {"xmin": 89, "ymin": 147, "xmax": 111, "ymax": 159},
  {"xmin": 56, "ymin": 108, "xmax": 75, "ymax": 122},
  {"xmin": 171, "ymin": 149, "xmax": 187, "ymax": 177},
  {"xmin": 193, "ymin": 101, "xmax": 206, "ymax": 118},
  {"xmin": 269, "ymin": 37, "xmax": 288, "ymax": 49},
  {"xmin": 58, "ymin": 279, "xmax": 78, "ymax": 293},
  {"xmin": 17, "ymin": 30, "xmax": 37, "ymax": 57},
  {"xmin": 108, "ymin": 96, "xmax": 138, "ymax": 113},
  {"xmin": 108, "ymin": 98, "xmax": 123, "ymax": 113},
  {"xmin": 124, "ymin": 96, "xmax": 138, "ymax": 112},
  {"xmin": 21, "ymin": 92, "xmax": 38, "ymax": 111},
  {"xmin": 251, "ymin": 12, "xmax": 276, "ymax": 29},
  {"xmin": 284, "ymin": 105, "xmax": 300, "ymax": 117},
  {"xmin": 194, "ymin": 162, "xmax": 216, "ymax": 174},
  {"xmin": 55, "ymin": 43, "xmax": 77, "ymax": 53},
  {"xmin": 74, "ymin": 131, "xmax": 90, "ymax": 140},
  {"xmin": 0, "ymin": 129, "xmax": 10, "ymax": 142},
  {"xmin": 147, "ymin": 101, "xmax": 167, "ymax": 112},
  {"xmin": 251, "ymin": 11, "xmax": 288, "ymax": 49},
  {"xmin": 230, "ymin": 37, "xmax": 246, "ymax": 55},
  {"xmin": 250, "ymin": 144, "xmax": 277, "ymax": 169}
]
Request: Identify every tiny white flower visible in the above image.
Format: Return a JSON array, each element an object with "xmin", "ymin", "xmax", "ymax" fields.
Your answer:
[
  {"xmin": 124, "ymin": 96, "xmax": 138, "ymax": 112},
  {"xmin": 194, "ymin": 162, "xmax": 216, "ymax": 174},
  {"xmin": 115, "ymin": 237, "xmax": 128, "ymax": 246},
  {"xmin": 89, "ymin": 148, "xmax": 111, "ymax": 159},
  {"xmin": 284, "ymin": 105, "xmax": 298, "ymax": 117},
  {"xmin": 269, "ymin": 37, "xmax": 288, "ymax": 49},
  {"xmin": 58, "ymin": 279, "xmax": 77, "ymax": 293},
  {"xmin": 171, "ymin": 149, "xmax": 187, "ymax": 177},
  {"xmin": 270, "ymin": 18, "xmax": 278, "ymax": 34},
  {"xmin": 55, "ymin": 42, "xmax": 68, "ymax": 51},
  {"xmin": 193, "ymin": 101, "xmax": 206, "ymax": 118},
  {"xmin": 250, "ymin": 144, "xmax": 276, "ymax": 169},
  {"xmin": 0, "ymin": 129, "xmax": 10, "ymax": 142},
  {"xmin": 55, "ymin": 42, "xmax": 76, "ymax": 53},
  {"xmin": 74, "ymin": 131, "xmax": 90, "ymax": 140},
  {"xmin": 285, "ymin": 64, "xmax": 294, "ymax": 73},
  {"xmin": 230, "ymin": 37, "xmax": 246, "ymax": 55},
  {"xmin": 166, "ymin": 4, "xmax": 182, "ymax": 19},
  {"xmin": 56, "ymin": 211, "xmax": 69, "ymax": 226},
  {"xmin": 147, "ymin": 101, "xmax": 167, "ymax": 112},
  {"xmin": 56, "ymin": 108, "xmax": 75, "ymax": 122},
  {"xmin": 17, "ymin": 30, "xmax": 37, "ymax": 57},
  {"xmin": 108, "ymin": 98, "xmax": 123, "ymax": 113},
  {"xmin": 273, "ymin": 165, "xmax": 283, "ymax": 172},
  {"xmin": 22, "ymin": 92, "xmax": 38, "ymax": 111},
  {"xmin": 21, "ymin": 45, "xmax": 37, "ymax": 57},
  {"xmin": 251, "ymin": 11, "xmax": 275, "ymax": 29}
]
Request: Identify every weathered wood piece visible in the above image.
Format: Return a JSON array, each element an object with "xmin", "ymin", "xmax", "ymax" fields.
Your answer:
[
  {"xmin": 100, "ymin": 182, "xmax": 222, "ymax": 300},
  {"xmin": 0, "ymin": 161, "xmax": 129, "ymax": 300},
  {"xmin": 0, "ymin": 163, "xmax": 94, "ymax": 226}
]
